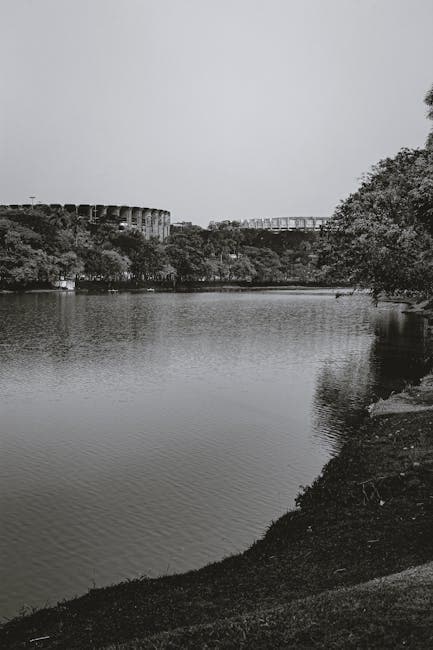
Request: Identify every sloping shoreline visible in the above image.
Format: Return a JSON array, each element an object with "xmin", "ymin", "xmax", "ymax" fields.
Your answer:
[
  {"xmin": 3, "ymin": 372, "xmax": 433, "ymax": 648},
  {"xmin": 108, "ymin": 562, "xmax": 433, "ymax": 648}
]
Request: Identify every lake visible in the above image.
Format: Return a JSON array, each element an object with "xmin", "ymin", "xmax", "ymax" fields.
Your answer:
[{"xmin": 0, "ymin": 291, "xmax": 429, "ymax": 618}]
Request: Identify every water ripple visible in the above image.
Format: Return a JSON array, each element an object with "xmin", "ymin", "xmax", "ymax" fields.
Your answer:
[{"xmin": 0, "ymin": 292, "xmax": 428, "ymax": 617}]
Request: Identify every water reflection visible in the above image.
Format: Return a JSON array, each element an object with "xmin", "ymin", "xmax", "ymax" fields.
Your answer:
[
  {"xmin": 0, "ymin": 292, "xmax": 429, "ymax": 618},
  {"xmin": 313, "ymin": 302, "xmax": 430, "ymax": 452}
]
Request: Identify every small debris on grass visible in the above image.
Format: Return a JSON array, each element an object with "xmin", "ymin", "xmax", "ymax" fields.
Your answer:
[{"xmin": 29, "ymin": 636, "xmax": 50, "ymax": 643}]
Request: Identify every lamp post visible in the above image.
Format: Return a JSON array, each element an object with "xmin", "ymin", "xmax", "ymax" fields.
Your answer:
[{"xmin": 29, "ymin": 196, "xmax": 36, "ymax": 209}]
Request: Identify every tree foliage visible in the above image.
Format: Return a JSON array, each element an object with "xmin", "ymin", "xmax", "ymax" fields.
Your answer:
[
  {"xmin": 321, "ymin": 84, "xmax": 433, "ymax": 298},
  {"xmin": 0, "ymin": 205, "xmax": 325, "ymax": 289}
]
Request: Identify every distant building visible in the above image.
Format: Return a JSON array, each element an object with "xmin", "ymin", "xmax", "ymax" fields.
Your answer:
[
  {"xmin": 209, "ymin": 216, "xmax": 329, "ymax": 231},
  {"xmin": 0, "ymin": 203, "xmax": 171, "ymax": 242},
  {"xmin": 171, "ymin": 221, "xmax": 194, "ymax": 230}
]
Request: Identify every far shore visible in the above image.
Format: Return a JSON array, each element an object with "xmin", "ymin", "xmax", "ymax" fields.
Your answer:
[{"xmin": 3, "ymin": 283, "xmax": 357, "ymax": 295}]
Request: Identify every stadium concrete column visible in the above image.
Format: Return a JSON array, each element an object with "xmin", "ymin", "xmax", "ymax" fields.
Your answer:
[
  {"xmin": 150, "ymin": 209, "xmax": 159, "ymax": 238},
  {"xmin": 78, "ymin": 205, "xmax": 92, "ymax": 223},
  {"xmin": 163, "ymin": 211, "xmax": 171, "ymax": 239},
  {"xmin": 131, "ymin": 207, "xmax": 143, "ymax": 229},
  {"xmin": 107, "ymin": 205, "xmax": 121, "ymax": 224},
  {"xmin": 96, "ymin": 205, "xmax": 107, "ymax": 223},
  {"xmin": 157, "ymin": 210, "xmax": 164, "ymax": 241},
  {"xmin": 142, "ymin": 208, "xmax": 152, "ymax": 239},
  {"xmin": 120, "ymin": 206, "xmax": 132, "ymax": 227}
]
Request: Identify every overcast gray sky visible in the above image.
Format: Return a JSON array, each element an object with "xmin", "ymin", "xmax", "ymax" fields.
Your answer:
[{"xmin": 1, "ymin": 0, "xmax": 432, "ymax": 225}]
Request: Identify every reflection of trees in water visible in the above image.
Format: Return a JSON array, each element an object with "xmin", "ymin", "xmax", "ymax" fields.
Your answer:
[
  {"xmin": 371, "ymin": 309, "xmax": 430, "ymax": 395},
  {"xmin": 313, "ymin": 354, "xmax": 373, "ymax": 454},
  {"xmin": 313, "ymin": 308, "xmax": 431, "ymax": 454}
]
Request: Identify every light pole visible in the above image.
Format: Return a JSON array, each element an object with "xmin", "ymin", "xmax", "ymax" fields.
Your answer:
[{"xmin": 29, "ymin": 196, "xmax": 36, "ymax": 209}]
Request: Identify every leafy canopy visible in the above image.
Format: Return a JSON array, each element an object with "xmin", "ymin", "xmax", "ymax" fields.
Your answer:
[{"xmin": 321, "ymin": 85, "xmax": 433, "ymax": 298}]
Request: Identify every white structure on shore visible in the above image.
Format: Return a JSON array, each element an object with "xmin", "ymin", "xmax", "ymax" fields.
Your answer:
[{"xmin": 209, "ymin": 216, "xmax": 329, "ymax": 231}]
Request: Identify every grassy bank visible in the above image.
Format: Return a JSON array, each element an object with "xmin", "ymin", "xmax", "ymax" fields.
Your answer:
[
  {"xmin": 107, "ymin": 562, "xmax": 433, "ymax": 649},
  {"xmin": 3, "ymin": 392, "xmax": 433, "ymax": 648}
]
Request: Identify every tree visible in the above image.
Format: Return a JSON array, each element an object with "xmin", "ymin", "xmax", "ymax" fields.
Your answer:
[
  {"xmin": 99, "ymin": 250, "xmax": 131, "ymax": 283},
  {"xmin": 166, "ymin": 233, "xmax": 206, "ymax": 282},
  {"xmin": 321, "ymin": 85, "xmax": 433, "ymax": 297},
  {"xmin": 203, "ymin": 257, "xmax": 220, "ymax": 281},
  {"xmin": 56, "ymin": 251, "xmax": 83, "ymax": 279},
  {"xmin": 243, "ymin": 246, "xmax": 282, "ymax": 282},
  {"xmin": 230, "ymin": 255, "xmax": 256, "ymax": 281},
  {"xmin": 0, "ymin": 216, "xmax": 57, "ymax": 287}
]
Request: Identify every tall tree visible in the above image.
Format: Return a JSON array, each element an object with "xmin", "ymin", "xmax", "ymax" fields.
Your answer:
[{"xmin": 321, "ymin": 85, "xmax": 433, "ymax": 297}]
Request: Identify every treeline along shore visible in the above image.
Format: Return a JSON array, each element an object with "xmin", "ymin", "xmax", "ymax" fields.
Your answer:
[{"xmin": 0, "ymin": 205, "xmax": 331, "ymax": 291}]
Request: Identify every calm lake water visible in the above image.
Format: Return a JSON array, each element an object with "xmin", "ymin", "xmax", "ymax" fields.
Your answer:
[{"xmin": 0, "ymin": 291, "xmax": 429, "ymax": 618}]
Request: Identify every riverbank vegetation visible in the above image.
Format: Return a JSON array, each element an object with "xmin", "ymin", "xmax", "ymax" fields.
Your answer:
[
  {"xmin": 320, "ymin": 86, "xmax": 433, "ymax": 299},
  {"xmin": 0, "ymin": 209, "xmax": 325, "ymax": 290}
]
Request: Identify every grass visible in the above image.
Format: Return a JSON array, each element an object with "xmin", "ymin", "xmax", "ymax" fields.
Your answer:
[
  {"xmin": 105, "ymin": 563, "xmax": 433, "ymax": 649},
  {"xmin": 3, "ymin": 410, "xmax": 433, "ymax": 648}
]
